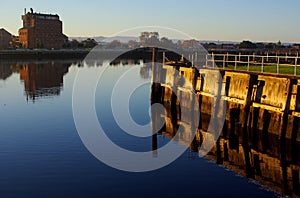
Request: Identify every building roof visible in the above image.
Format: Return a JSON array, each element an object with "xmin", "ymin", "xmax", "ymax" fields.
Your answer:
[
  {"xmin": 24, "ymin": 12, "xmax": 60, "ymax": 20},
  {"xmin": 0, "ymin": 28, "xmax": 12, "ymax": 36}
]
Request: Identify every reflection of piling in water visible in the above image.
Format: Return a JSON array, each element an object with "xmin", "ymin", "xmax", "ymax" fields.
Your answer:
[{"xmin": 151, "ymin": 63, "xmax": 300, "ymax": 197}]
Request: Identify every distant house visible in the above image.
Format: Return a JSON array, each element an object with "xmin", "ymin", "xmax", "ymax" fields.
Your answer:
[{"xmin": 0, "ymin": 28, "xmax": 12, "ymax": 49}]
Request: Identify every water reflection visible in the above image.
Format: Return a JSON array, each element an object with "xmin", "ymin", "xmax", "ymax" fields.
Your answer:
[
  {"xmin": 0, "ymin": 61, "xmax": 75, "ymax": 101},
  {"xmin": 0, "ymin": 63, "xmax": 13, "ymax": 80},
  {"xmin": 0, "ymin": 60, "xmax": 148, "ymax": 102},
  {"xmin": 19, "ymin": 63, "xmax": 70, "ymax": 101}
]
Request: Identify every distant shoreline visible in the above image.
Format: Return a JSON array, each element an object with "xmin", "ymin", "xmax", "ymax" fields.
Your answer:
[
  {"xmin": 0, "ymin": 49, "xmax": 90, "ymax": 60},
  {"xmin": 1, "ymin": 48, "xmax": 299, "ymax": 62}
]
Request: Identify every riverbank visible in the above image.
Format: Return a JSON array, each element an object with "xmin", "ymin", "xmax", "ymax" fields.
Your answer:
[{"xmin": 0, "ymin": 49, "xmax": 90, "ymax": 60}]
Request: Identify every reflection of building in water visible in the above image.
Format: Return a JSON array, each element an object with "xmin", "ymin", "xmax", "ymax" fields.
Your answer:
[
  {"xmin": 0, "ymin": 63, "xmax": 13, "ymax": 80},
  {"xmin": 19, "ymin": 63, "xmax": 69, "ymax": 101},
  {"xmin": 151, "ymin": 64, "xmax": 300, "ymax": 197}
]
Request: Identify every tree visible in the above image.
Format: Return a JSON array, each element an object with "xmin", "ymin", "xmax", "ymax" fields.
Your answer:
[
  {"xmin": 107, "ymin": 40, "xmax": 122, "ymax": 49},
  {"xmin": 238, "ymin": 40, "xmax": 257, "ymax": 49},
  {"xmin": 128, "ymin": 40, "xmax": 138, "ymax": 48},
  {"xmin": 81, "ymin": 38, "xmax": 97, "ymax": 48},
  {"xmin": 71, "ymin": 39, "xmax": 79, "ymax": 48}
]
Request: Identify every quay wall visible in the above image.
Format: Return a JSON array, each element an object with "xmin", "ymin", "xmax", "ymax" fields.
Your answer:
[{"xmin": 156, "ymin": 65, "xmax": 300, "ymax": 141}]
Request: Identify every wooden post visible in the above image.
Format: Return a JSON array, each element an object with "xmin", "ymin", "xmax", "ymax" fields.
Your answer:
[
  {"xmin": 277, "ymin": 56, "xmax": 280, "ymax": 74},
  {"xmin": 152, "ymin": 47, "xmax": 155, "ymax": 69},
  {"xmin": 223, "ymin": 54, "xmax": 226, "ymax": 68},
  {"xmin": 239, "ymin": 52, "xmax": 241, "ymax": 61},
  {"xmin": 234, "ymin": 55, "xmax": 237, "ymax": 70},
  {"xmin": 212, "ymin": 52, "xmax": 215, "ymax": 68},
  {"xmin": 162, "ymin": 51, "xmax": 165, "ymax": 66},
  {"xmin": 266, "ymin": 52, "xmax": 269, "ymax": 62},
  {"xmin": 295, "ymin": 57, "xmax": 298, "ymax": 76},
  {"xmin": 205, "ymin": 54, "xmax": 208, "ymax": 68},
  {"xmin": 192, "ymin": 53, "xmax": 194, "ymax": 67},
  {"xmin": 261, "ymin": 56, "xmax": 264, "ymax": 73},
  {"xmin": 247, "ymin": 55, "xmax": 250, "ymax": 71},
  {"xmin": 226, "ymin": 52, "xmax": 229, "ymax": 64}
]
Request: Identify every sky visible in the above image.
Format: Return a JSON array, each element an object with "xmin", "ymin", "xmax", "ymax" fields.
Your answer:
[{"xmin": 1, "ymin": 0, "xmax": 300, "ymax": 43}]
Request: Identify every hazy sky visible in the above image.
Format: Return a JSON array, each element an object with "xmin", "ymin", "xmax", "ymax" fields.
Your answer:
[{"xmin": 1, "ymin": 0, "xmax": 300, "ymax": 42}]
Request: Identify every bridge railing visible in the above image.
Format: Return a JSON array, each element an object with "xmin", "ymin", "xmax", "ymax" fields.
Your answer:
[{"xmin": 204, "ymin": 53, "xmax": 300, "ymax": 75}]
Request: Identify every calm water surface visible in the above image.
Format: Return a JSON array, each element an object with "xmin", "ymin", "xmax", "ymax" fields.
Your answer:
[{"xmin": 0, "ymin": 61, "xmax": 276, "ymax": 197}]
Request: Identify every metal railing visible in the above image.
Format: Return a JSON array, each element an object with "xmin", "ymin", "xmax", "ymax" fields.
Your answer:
[{"xmin": 205, "ymin": 53, "xmax": 300, "ymax": 75}]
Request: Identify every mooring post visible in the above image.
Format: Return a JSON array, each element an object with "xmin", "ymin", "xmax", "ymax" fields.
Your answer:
[
  {"xmin": 151, "ymin": 47, "xmax": 162, "ymax": 103},
  {"xmin": 152, "ymin": 47, "xmax": 155, "ymax": 67}
]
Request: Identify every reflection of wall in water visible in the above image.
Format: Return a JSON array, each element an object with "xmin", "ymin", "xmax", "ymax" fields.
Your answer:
[
  {"xmin": 151, "ymin": 65, "xmax": 300, "ymax": 197},
  {"xmin": 19, "ymin": 63, "xmax": 69, "ymax": 100}
]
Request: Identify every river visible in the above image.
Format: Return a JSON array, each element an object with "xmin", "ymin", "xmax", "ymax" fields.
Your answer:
[{"xmin": 0, "ymin": 60, "xmax": 288, "ymax": 197}]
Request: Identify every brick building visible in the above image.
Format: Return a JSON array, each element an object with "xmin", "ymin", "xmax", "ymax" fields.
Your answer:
[
  {"xmin": 19, "ymin": 9, "xmax": 68, "ymax": 49},
  {"xmin": 0, "ymin": 28, "xmax": 12, "ymax": 49}
]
